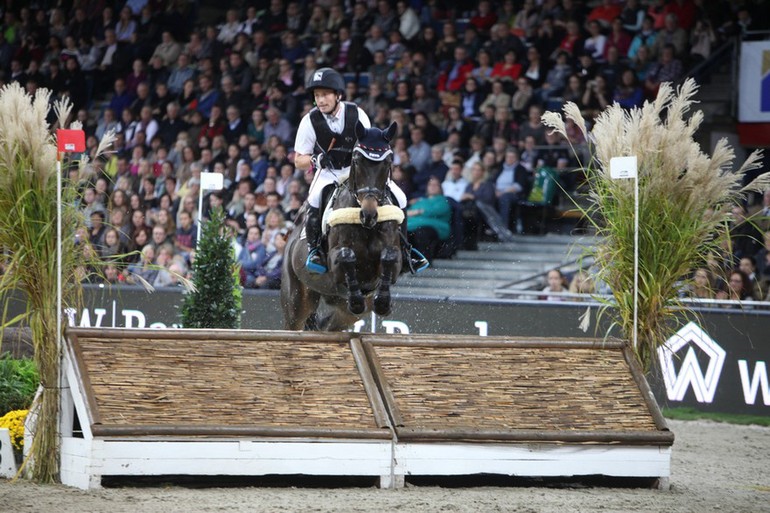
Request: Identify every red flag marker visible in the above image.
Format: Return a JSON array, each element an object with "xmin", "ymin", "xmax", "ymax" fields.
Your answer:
[{"xmin": 56, "ymin": 129, "xmax": 86, "ymax": 153}]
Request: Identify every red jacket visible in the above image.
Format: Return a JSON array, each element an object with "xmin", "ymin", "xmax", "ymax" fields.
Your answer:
[{"xmin": 438, "ymin": 60, "xmax": 475, "ymax": 92}]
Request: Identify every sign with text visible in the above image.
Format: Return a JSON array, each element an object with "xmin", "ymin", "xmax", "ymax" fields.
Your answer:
[{"xmin": 610, "ymin": 156, "xmax": 638, "ymax": 179}]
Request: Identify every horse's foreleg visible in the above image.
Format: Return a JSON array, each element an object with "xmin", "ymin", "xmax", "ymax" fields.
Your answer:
[
  {"xmin": 337, "ymin": 247, "xmax": 365, "ymax": 315},
  {"xmin": 374, "ymin": 246, "xmax": 399, "ymax": 316}
]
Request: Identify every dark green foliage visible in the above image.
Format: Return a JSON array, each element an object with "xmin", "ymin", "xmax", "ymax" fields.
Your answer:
[
  {"xmin": 0, "ymin": 354, "xmax": 39, "ymax": 414},
  {"xmin": 181, "ymin": 207, "xmax": 241, "ymax": 328}
]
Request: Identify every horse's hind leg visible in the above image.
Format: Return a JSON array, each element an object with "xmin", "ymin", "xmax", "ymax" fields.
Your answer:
[
  {"xmin": 337, "ymin": 247, "xmax": 365, "ymax": 315},
  {"xmin": 374, "ymin": 246, "xmax": 399, "ymax": 316}
]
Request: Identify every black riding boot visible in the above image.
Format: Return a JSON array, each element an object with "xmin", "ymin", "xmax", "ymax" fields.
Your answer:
[
  {"xmin": 305, "ymin": 206, "xmax": 327, "ymax": 274},
  {"xmin": 400, "ymin": 210, "xmax": 429, "ymax": 274}
]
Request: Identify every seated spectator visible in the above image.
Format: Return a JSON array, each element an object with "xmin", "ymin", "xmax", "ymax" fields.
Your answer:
[
  {"xmin": 716, "ymin": 269, "xmax": 752, "ymax": 303},
  {"xmin": 441, "ymin": 159, "xmax": 469, "ymax": 204},
  {"xmin": 651, "ymin": 13, "xmax": 687, "ymax": 59},
  {"xmin": 151, "ymin": 31, "xmax": 183, "ymax": 69},
  {"xmin": 739, "ymin": 256, "xmax": 764, "ymax": 301},
  {"xmin": 490, "ymin": 49, "xmax": 523, "ymax": 86},
  {"xmin": 621, "ymin": 0, "xmax": 646, "ymax": 33},
  {"xmin": 238, "ymin": 225, "xmax": 268, "ymax": 288},
  {"xmin": 471, "ymin": 49, "xmax": 495, "ymax": 92},
  {"xmin": 569, "ymin": 271, "xmax": 596, "ymax": 297},
  {"xmin": 537, "ymin": 51, "xmax": 572, "ymax": 106},
  {"xmin": 556, "ymin": 20, "xmax": 584, "ymax": 62},
  {"xmin": 632, "ymin": 45, "xmax": 654, "ymax": 82},
  {"xmin": 644, "ymin": 44, "xmax": 683, "ymax": 98},
  {"xmin": 511, "ymin": 77, "xmax": 537, "ymax": 120},
  {"xmin": 255, "ymin": 226, "xmax": 287, "ymax": 289},
  {"xmin": 582, "ymin": 75, "xmax": 612, "ymax": 120},
  {"xmin": 587, "ymin": 0, "xmax": 623, "ymax": 29},
  {"xmin": 407, "ymin": 177, "xmax": 452, "ymax": 262},
  {"xmin": 613, "ymin": 69, "xmax": 644, "ymax": 110},
  {"xmin": 541, "ymin": 269, "xmax": 568, "ymax": 301},
  {"xmin": 605, "ymin": 18, "xmax": 632, "ymax": 61},
  {"xmin": 583, "ymin": 21, "xmax": 608, "ymax": 63},
  {"xmin": 628, "ymin": 16, "xmax": 658, "ymax": 61},
  {"xmin": 437, "ymin": 45, "xmax": 474, "ymax": 106},
  {"xmin": 459, "ymin": 161, "xmax": 496, "ymax": 250},
  {"xmin": 480, "ymin": 79, "xmax": 513, "ymax": 113},
  {"xmin": 495, "ymin": 147, "xmax": 532, "ymax": 233}
]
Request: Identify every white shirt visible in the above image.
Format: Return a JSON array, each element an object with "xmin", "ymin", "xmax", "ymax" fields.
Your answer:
[
  {"xmin": 442, "ymin": 176, "xmax": 469, "ymax": 203},
  {"xmin": 294, "ymin": 103, "xmax": 371, "ymax": 161}
]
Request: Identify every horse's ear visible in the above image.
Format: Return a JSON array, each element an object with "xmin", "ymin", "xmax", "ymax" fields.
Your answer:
[
  {"xmin": 384, "ymin": 122, "xmax": 397, "ymax": 142},
  {"xmin": 355, "ymin": 121, "xmax": 366, "ymax": 140}
]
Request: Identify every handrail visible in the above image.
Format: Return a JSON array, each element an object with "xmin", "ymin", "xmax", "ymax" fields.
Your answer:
[{"xmin": 493, "ymin": 288, "xmax": 770, "ymax": 309}]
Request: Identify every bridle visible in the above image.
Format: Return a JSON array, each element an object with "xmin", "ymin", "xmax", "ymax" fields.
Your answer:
[{"xmin": 349, "ymin": 144, "xmax": 393, "ymax": 206}]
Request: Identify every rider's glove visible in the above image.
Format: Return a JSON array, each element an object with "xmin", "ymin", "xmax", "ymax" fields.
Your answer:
[{"xmin": 312, "ymin": 152, "xmax": 331, "ymax": 171}]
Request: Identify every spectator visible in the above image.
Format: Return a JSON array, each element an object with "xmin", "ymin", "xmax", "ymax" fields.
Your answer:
[
  {"xmin": 644, "ymin": 44, "xmax": 683, "ymax": 99},
  {"xmin": 459, "ymin": 161, "xmax": 496, "ymax": 250},
  {"xmin": 541, "ymin": 269, "xmax": 568, "ymax": 301},
  {"xmin": 407, "ymin": 176, "xmax": 452, "ymax": 261},
  {"xmin": 442, "ymin": 158, "xmax": 469, "ymax": 203},
  {"xmin": 613, "ymin": 69, "xmax": 644, "ymax": 110},
  {"xmin": 651, "ymin": 13, "xmax": 688, "ymax": 59},
  {"xmin": 495, "ymin": 147, "xmax": 531, "ymax": 233},
  {"xmin": 151, "ymin": 31, "xmax": 182, "ymax": 68},
  {"xmin": 238, "ymin": 225, "xmax": 268, "ymax": 288},
  {"xmin": 263, "ymin": 106, "xmax": 294, "ymax": 147},
  {"xmin": 628, "ymin": 16, "xmax": 658, "ymax": 61}
]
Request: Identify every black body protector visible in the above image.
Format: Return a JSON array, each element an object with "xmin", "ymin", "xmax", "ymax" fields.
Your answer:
[{"xmin": 309, "ymin": 102, "xmax": 359, "ymax": 170}]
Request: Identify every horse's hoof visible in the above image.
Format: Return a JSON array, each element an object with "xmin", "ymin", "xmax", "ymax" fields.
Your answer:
[
  {"xmin": 348, "ymin": 295, "xmax": 366, "ymax": 315},
  {"xmin": 374, "ymin": 294, "xmax": 391, "ymax": 316}
]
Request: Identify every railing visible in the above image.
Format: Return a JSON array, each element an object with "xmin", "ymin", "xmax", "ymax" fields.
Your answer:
[{"xmin": 493, "ymin": 288, "xmax": 770, "ymax": 311}]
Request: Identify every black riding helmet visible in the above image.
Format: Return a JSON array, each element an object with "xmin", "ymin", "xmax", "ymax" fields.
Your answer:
[{"xmin": 306, "ymin": 67, "xmax": 346, "ymax": 96}]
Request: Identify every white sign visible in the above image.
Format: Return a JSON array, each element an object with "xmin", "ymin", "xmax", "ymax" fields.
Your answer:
[
  {"xmin": 200, "ymin": 172, "xmax": 224, "ymax": 190},
  {"xmin": 658, "ymin": 322, "xmax": 726, "ymax": 403},
  {"xmin": 738, "ymin": 41, "xmax": 770, "ymax": 122},
  {"xmin": 610, "ymin": 155, "xmax": 638, "ymax": 179}
]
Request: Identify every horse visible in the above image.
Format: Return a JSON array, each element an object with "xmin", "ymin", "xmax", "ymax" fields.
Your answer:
[{"xmin": 281, "ymin": 121, "xmax": 403, "ymax": 331}]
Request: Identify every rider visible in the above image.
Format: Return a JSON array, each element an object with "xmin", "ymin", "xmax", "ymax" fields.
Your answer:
[{"xmin": 293, "ymin": 67, "xmax": 429, "ymax": 275}]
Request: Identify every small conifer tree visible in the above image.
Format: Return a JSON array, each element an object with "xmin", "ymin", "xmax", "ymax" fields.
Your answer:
[{"xmin": 181, "ymin": 207, "xmax": 241, "ymax": 328}]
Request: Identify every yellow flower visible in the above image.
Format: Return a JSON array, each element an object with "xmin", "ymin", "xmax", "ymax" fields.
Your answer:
[{"xmin": 0, "ymin": 409, "xmax": 28, "ymax": 450}]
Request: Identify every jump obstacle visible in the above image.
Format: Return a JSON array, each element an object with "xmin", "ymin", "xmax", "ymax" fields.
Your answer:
[{"xmin": 50, "ymin": 328, "xmax": 673, "ymax": 489}]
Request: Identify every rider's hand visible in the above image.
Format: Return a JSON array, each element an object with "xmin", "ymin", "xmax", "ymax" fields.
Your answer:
[{"xmin": 312, "ymin": 153, "xmax": 331, "ymax": 171}]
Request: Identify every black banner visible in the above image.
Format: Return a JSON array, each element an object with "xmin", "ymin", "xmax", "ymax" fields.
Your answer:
[{"xmin": 13, "ymin": 286, "xmax": 770, "ymax": 416}]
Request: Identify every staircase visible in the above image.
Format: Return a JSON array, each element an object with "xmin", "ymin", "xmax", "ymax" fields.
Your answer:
[{"xmin": 394, "ymin": 234, "xmax": 597, "ymax": 299}]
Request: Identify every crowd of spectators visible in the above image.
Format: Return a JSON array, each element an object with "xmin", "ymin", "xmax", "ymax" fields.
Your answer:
[{"xmin": 1, "ymin": 0, "xmax": 766, "ymax": 290}]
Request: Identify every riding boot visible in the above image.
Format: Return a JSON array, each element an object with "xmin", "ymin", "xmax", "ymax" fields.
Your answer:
[
  {"xmin": 305, "ymin": 206, "xmax": 327, "ymax": 274},
  {"xmin": 400, "ymin": 210, "xmax": 429, "ymax": 274}
]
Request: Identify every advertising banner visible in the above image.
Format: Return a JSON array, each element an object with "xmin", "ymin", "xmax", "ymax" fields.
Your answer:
[
  {"xmin": 739, "ymin": 40, "xmax": 770, "ymax": 122},
  {"xmin": 6, "ymin": 286, "xmax": 767, "ymax": 416}
]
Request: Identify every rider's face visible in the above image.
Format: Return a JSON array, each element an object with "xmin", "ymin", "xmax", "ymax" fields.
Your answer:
[{"xmin": 314, "ymin": 88, "xmax": 339, "ymax": 114}]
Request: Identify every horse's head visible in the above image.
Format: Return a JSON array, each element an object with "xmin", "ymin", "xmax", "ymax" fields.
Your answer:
[{"xmin": 350, "ymin": 121, "xmax": 397, "ymax": 229}]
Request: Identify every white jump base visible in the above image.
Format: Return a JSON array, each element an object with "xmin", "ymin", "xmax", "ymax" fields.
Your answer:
[{"xmin": 59, "ymin": 436, "xmax": 671, "ymax": 490}]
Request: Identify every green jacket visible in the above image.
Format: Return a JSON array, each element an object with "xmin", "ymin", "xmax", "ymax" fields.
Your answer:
[{"xmin": 407, "ymin": 195, "xmax": 452, "ymax": 240}]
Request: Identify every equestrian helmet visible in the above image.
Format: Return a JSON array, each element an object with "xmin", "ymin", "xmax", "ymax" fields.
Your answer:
[{"xmin": 306, "ymin": 67, "xmax": 346, "ymax": 95}]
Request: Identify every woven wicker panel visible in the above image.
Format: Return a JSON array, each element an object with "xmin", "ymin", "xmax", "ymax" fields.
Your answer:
[
  {"xmin": 371, "ymin": 345, "xmax": 658, "ymax": 432},
  {"xmin": 75, "ymin": 336, "xmax": 378, "ymax": 430}
]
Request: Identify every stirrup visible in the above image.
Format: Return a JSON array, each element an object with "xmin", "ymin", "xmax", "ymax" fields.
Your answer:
[
  {"xmin": 306, "ymin": 247, "xmax": 327, "ymax": 274},
  {"xmin": 409, "ymin": 247, "xmax": 430, "ymax": 274}
]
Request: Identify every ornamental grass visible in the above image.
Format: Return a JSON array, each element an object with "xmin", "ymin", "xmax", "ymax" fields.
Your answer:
[
  {"xmin": 0, "ymin": 83, "xmax": 114, "ymax": 482},
  {"xmin": 542, "ymin": 78, "xmax": 768, "ymax": 371}
]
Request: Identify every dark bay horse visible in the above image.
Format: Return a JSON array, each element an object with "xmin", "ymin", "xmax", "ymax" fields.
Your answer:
[{"xmin": 281, "ymin": 122, "xmax": 403, "ymax": 331}]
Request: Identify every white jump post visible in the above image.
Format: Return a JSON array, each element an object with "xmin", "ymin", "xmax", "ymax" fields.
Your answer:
[
  {"xmin": 610, "ymin": 156, "xmax": 639, "ymax": 350},
  {"xmin": 197, "ymin": 172, "xmax": 225, "ymax": 247}
]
